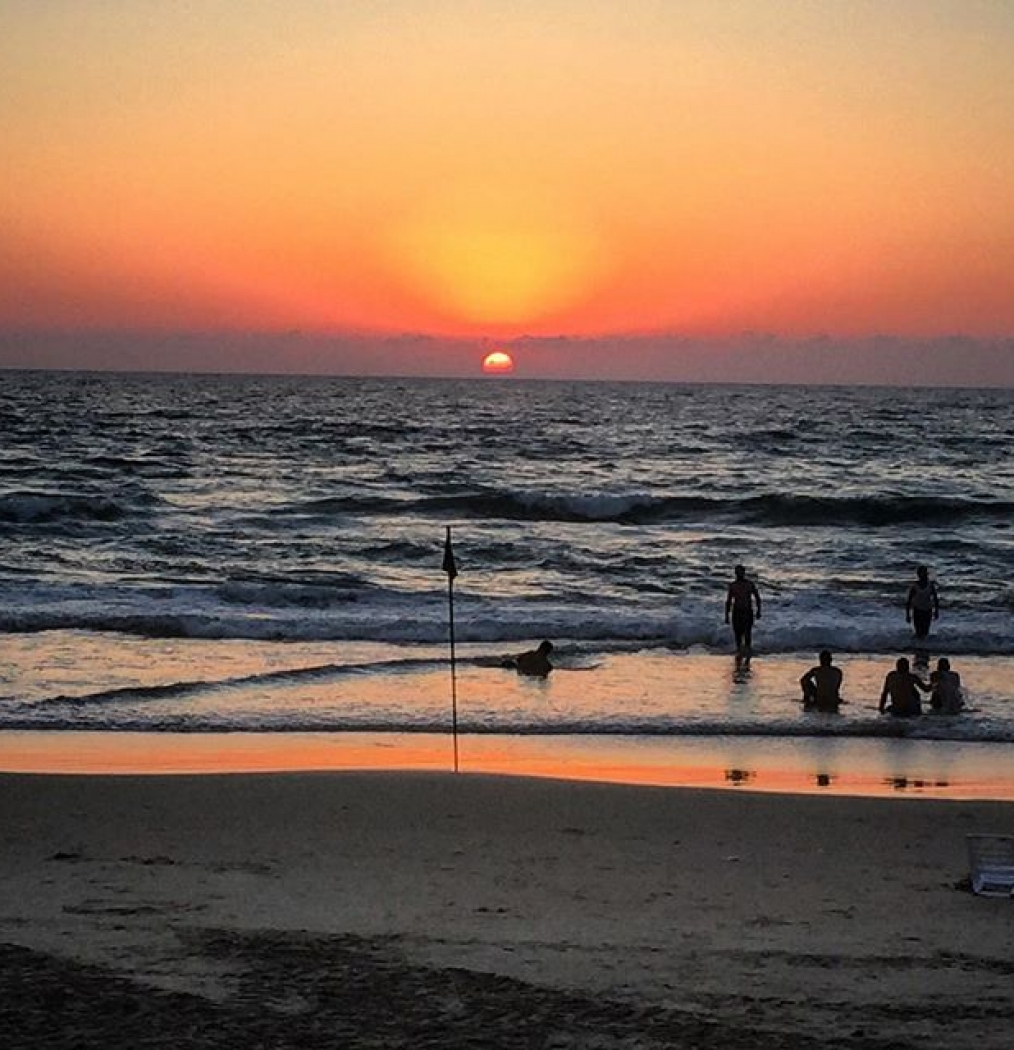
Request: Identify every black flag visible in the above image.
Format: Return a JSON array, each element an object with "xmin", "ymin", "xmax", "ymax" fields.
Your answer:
[
  {"xmin": 442, "ymin": 526, "xmax": 460, "ymax": 773},
  {"xmin": 442, "ymin": 527, "xmax": 458, "ymax": 580}
]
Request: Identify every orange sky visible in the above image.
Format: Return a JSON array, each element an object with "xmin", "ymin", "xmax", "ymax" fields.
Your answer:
[{"xmin": 2, "ymin": 2, "xmax": 1014, "ymax": 358}]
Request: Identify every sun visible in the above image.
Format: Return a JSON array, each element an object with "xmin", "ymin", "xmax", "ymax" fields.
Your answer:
[{"xmin": 482, "ymin": 350, "xmax": 515, "ymax": 375}]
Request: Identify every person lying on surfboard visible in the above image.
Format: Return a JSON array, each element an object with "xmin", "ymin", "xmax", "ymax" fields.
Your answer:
[{"xmin": 510, "ymin": 640, "xmax": 554, "ymax": 678}]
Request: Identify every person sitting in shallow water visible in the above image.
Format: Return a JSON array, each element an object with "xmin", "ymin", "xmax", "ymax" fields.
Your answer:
[
  {"xmin": 929, "ymin": 657, "xmax": 963, "ymax": 714},
  {"xmin": 799, "ymin": 650, "xmax": 843, "ymax": 712},
  {"xmin": 879, "ymin": 657, "xmax": 930, "ymax": 718},
  {"xmin": 513, "ymin": 640, "xmax": 554, "ymax": 677}
]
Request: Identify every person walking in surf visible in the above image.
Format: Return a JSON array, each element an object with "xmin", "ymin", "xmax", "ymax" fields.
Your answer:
[
  {"xmin": 905, "ymin": 565, "xmax": 939, "ymax": 640},
  {"xmin": 725, "ymin": 564, "xmax": 762, "ymax": 657}
]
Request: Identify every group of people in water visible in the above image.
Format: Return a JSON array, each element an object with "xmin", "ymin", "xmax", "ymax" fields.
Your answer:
[
  {"xmin": 724, "ymin": 563, "xmax": 941, "ymax": 654},
  {"xmin": 726, "ymin": 562, "xmax": 961, "ymax": 717},
  {"xmin": 800, "ymin": 650, "xmax": 963, "ymax": 717},
  {"xmin": 507, "ymin": 563, "xmax": 963, "ymax": 718}
]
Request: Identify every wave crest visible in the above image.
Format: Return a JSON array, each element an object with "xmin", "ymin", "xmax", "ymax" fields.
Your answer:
[{"xmin": 270, "ymin": 489, "xmax": 1014, "ymax": 527}]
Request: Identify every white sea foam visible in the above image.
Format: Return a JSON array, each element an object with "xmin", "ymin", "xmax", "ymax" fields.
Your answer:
[
  {"xmin": 510, "ymin": 489, "xmax": 664, "ymax": 520},
  {"xmin": 1, "ymin": 582, "xmax": 1011, "ymax": 654}
]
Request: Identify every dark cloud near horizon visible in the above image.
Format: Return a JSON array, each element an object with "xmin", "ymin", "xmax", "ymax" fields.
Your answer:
[{"xmin": 0, "ymin": 330, "xmax": 1012, "ymax": 388}]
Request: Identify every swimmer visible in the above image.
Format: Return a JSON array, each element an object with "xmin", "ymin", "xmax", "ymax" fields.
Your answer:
[{"xmin": 513, "ymin": 640, "xmax": 554, "ymax": 678}]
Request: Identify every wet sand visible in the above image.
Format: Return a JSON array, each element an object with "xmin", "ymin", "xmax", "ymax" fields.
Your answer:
[
  {"xmin": 3, "ymin": 729, "xmax": 1014, "ymax": 799},
  {"xmin": 1, "ymin": 771, "xmax": 1012, "ymax": 1048}
]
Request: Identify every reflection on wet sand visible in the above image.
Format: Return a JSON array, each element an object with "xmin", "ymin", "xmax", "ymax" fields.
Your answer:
[
  {"xmin": 724, "ymin": 767, "xmax": 756, "ymax": 786},
  {"xmin": 0, "ymin": 731, "xmax": 1008, "ymax": 800},
  {"xmin": 885, "ymin": 776, "xmax": 951, "ymax": 792},
  {"xmin": 731, "ymin": 655, "xmax": 752, "ymax": 686}
]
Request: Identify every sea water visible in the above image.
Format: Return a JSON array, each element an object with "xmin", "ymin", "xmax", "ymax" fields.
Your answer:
[{"xmin": 1, "ymin": 371, "xmax": 1012, "ymax": 788}]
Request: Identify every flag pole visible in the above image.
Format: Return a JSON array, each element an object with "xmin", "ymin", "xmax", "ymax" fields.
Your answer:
[{"xmin": 442, "ymin": 526, "xmax": 459, "ymax": 773}]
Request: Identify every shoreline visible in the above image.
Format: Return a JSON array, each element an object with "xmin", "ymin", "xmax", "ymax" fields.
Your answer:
[
  {"xmin": 1, "ymin": 770, "xmax": 1012, "ymax": 1048},
  {"xmin": 5, "ymin": 635, "xmax": 1013, "ymax": 745},
  {"xmin": 2, "ymin": 728, "xmax": 1013, "ymax": 800}
]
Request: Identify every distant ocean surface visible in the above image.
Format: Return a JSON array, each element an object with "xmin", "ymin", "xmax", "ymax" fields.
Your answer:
[{"xmin": 1, "ymin": 370, "xmax": 1013, "ymax": 747}]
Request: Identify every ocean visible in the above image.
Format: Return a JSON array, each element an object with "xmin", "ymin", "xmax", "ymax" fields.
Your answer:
[{"xmin": 1, "ymin": 370, "xmax": 1013, "ymax": 787}]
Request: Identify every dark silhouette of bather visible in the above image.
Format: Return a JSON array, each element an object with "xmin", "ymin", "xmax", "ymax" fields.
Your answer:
[
  {"xmin": 929, "ymin": 657, "xmax": 963, "ymax": 714},
  {"xmin": 905, "ymin": 565, "xmax": 939, "ymax": 639},
  {"xmin": 511, "ymin": 640, "xmax": 554, "ymax": 677},
  {"xmin": 724, "ymin": 565, "xmax": 761, "ymax": 657},
  {"xmin": 879, "ymin": 657, "xmax": 930, "ymax": 717},
  {"xmin": 800, "ymin": 650, "xmax": 843, "ymax": 712}
]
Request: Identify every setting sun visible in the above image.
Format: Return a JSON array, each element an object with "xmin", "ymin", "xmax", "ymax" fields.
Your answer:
[{"xmin": 482, "ymin": 350, "xmax": 515, "ymax": 374}]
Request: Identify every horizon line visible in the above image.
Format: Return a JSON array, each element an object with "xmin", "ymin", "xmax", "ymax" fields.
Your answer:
[
  {"xmin": 3, "ymin": 326, "xmax": 1014, "ymax": 344},
  {"xmin": 2, "ymin": 363, "xmax": 1012, "ymax": 393}
]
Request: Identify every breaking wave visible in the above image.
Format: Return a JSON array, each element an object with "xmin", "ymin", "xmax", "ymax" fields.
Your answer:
[{"xmin": 273, "ymin": 490, "xmax": 1014, "ymax": 527}]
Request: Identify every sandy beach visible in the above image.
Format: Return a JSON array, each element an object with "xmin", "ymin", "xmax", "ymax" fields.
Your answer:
[{"xmin": 1, "ymin": 771, "xmax": 1012, "ymax": 1048}]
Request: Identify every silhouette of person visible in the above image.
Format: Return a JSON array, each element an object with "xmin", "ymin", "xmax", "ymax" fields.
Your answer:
[
  {"xmin": 800, "ymin": 650, "xmax": 843, "ymax": 712},
  {"xmin": 929, "ymin": 657, "xmax": 963, "ymax": 714},
  {"xmin": 725, "ymin": 565, "xmax": 761, "ymax": 656},
  {"xmin": 879, "ymin": 657, "xmax": 930, "ymax": 717},
  {"xmin": 514, "ymin": 640, "xmax": 554, "ymax": 677},
  {"xmin": 905, "ymin": 565, "xmax": 939, "ymax": 639}
]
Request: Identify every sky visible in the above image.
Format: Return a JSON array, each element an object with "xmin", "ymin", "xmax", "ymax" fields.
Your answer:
[{"xmin": 2, "ymin": 0, "xmax": 1013, "ymax": 383}]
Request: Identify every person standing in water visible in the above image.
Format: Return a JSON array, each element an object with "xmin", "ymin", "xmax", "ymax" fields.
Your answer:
[
  {"xmin": 905, "ymin": 565, "xmax": 939, "ymax": 640},
  {"xmin": 725, "ymin": 565, "xmax": 762, "ymax": 657}
]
